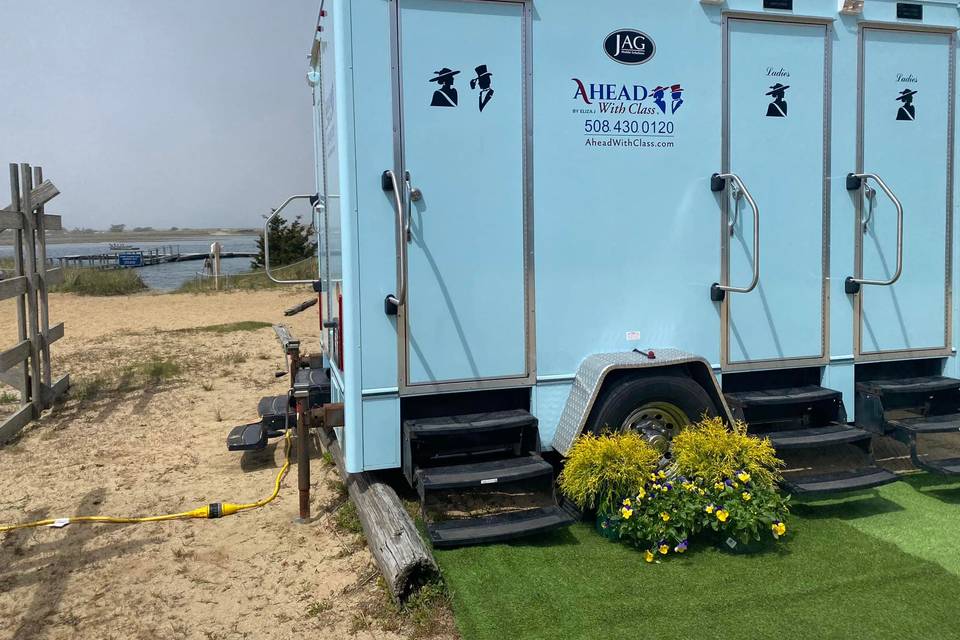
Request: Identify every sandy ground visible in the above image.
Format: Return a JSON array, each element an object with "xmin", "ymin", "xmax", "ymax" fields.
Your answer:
[{"xmin": 0, "ymin": 290, "xmax": 457, "ymax": 640}]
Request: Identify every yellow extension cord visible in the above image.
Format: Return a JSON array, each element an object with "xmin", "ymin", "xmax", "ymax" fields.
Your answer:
[{"xmin": 0, "ymin": 429, "xmax": 292, "ymax": 534}]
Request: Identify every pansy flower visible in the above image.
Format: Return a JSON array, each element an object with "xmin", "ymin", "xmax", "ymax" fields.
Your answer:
[
  {"xmin": 772, "ymin": 521, "xmax": 787, "ymax": 538},
  {"xmin": 645, "ymin": 550, "xmax": 655, "ymax": 563},
  {"xmin": 675, "ymin": 539, "xmax": 689, "ymax": 553},
  {"xmin": 716, "ymin": 509, "xmax": 729, "ymax": 523},
  {"xmin": 742, "ymin": 492, "xmax": 752, "ymax": 502},
  {"xmin": 622, "ymin": 497, "xmax": 632, "ymax": 507},
  {"xmin": 705, "ymin": 504, "xmax": 715, "ymax": 514},
  {"xmin": 737, "ymin": 470, "xmax": 751, "ymax": 484},
  {"xmin": 620, "ymin": 506, "xmax": 633, "ymax": 520},
  {"xmin": 658, "ymin": 542, "xmax": 670, "ymax": 555},
  {"xmin": 660, "ymin": 511, "xmax": 671, "ymax": 522}
]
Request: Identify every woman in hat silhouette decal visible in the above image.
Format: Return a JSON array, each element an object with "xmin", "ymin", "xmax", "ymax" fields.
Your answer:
[
  {"xmin": 766, "ymin": 83, "xmax": 789, "ymax": 118},
  {"xmin": 896, "ymin": 89, "xmax": 917, "ymax": 121},
  {"xmin": 429, "ymin": 68, "xmax": 460, "ymax": 107},
  {"xmin": 470, "ymin": 65, "xmax": 494, "ymax": 112}
]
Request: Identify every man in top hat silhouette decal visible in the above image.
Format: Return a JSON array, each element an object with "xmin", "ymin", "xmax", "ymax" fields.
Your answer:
[
  {"xmin": 670, "ymin": 84, "xmax": 684, "ymax": 114},
  {"xmin": 766, "ymin": 83, "xmax": 789, "ymax": 117},
  {"xmin": 896, "ymin": 89, "xmax": 917, "ymax": 121},
  {"xmin": 470, "ymin": 65, "xmax": 494, "ymax": 112},
  {"xmin": 429, "ymin": 68, "xmax": 460, "ymax": 107}
]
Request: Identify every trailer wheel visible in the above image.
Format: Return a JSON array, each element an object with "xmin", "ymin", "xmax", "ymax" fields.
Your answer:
[{"xmin": 587, "ymin": 374, "xmax": 717, "ymax": 454}]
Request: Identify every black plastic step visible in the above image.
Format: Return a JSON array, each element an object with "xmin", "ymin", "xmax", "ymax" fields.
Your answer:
[
  {"xmin": 295, "ymin": 367, "xmax": 328, "ymax": 387},
  {"xmin": 294, "ymin": 367, "xmax": 331, "ymax": 406},
  {"xmin": 857, "ymin": 376, "xmax": 960, "ymax": 396},
  {"xmin": 766, "ymin": 424, "xmax": 872, "ymax": 450},
  {"xmin": 427, "ymin": 505, "xmax": 574, "ymax": 548},
  {"xmin": 889, "ymin": 413, "xmax": 960, "ymax": 434},
  {"xmin": 783, "ymin": 467, "xmax": 898, "ymax": 496},
  {"xmin": 403, "ymin": 410, "xmax": 540, "ymax": 486},
  {"xmin": 725, "ymin": 385, "xmax": 841, "ymax": 408},
  {"xmin": 258, "ymin": 395, "xmax": 293, "ymax": 430},
  {"xmin": 405, "ymin": 409, "xmax": 536, "ymax": 439},
  {"xmin": 226, "ymin": 422, "xmax": 267, "ymax": 452},
  {"xmin": 416, "ymin": 455, "xmax": 552, "ymax": 496},
  {"xmin": 917, "ymin": 458, "xmax": 960, "ymax": 475}
]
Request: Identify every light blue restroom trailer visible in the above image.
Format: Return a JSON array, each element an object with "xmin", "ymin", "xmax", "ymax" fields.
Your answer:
[{"xmin": 297, "ymin": 0, "xmax": 960, "ymax": 546}]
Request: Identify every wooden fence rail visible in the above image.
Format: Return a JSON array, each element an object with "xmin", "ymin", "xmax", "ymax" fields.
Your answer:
[{"xmin": 0, "ymin": 162, "xmax": 69, "ymax": 443}]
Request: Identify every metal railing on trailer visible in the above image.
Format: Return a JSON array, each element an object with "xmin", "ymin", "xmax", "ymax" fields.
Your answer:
[{"xmin": 0, "ymin": 163, "xmax": 70, "ymax": 443}]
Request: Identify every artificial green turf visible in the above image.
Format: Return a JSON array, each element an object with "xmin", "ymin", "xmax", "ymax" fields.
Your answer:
[{"xmin": 435, "ymin": 476, "xmax": 960, "ymax": 640}]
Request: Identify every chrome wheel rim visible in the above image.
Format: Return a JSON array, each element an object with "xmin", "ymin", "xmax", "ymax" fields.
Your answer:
[{"xmin": 620, "ymin": 401, "xmax": 691, "ymax": 454}]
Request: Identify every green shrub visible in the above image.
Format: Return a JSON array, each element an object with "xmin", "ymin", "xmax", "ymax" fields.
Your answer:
[
  {"xmin": 600, "ymin": 417, "xmax": 790, "ymax": 561},
  {"xmin": 54, "ymin": 268, "xmax": 147, "ymax": 296},
  {"xmin": 671, "ymin": 415, "xmax": 784, "ymax": 489},
  {"xmin": 558, "ymin": 431, "xmax": 660, "ymax": 516},
  {"xmin": 175, "ymin": 259, "xmax": 317, "ymax": 293}
]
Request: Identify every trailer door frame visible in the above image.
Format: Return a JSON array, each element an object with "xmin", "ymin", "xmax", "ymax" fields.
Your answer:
[
  {"xmin": 852, "ymin": 23, "xmax": 956, "ymax": 362},
  {"xmin": 719, "ymin": 13, "xmax": 833, "ymax": 372},
  {"xmin": 388, "ymin": 0, "xmax": 536, "ymax": 396}
]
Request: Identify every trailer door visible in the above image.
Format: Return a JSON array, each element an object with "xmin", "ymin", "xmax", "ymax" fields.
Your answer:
[
  {"xmin": 721, "ymin": 17, "xmax": 830, "ymax": 370},
  {"xmin": 393, "ymin": 0, "xmax": 529, "ymax": 391},
  {"xmin": 854, "ymin": 27, "xmax": 954, "ymax": 360}
]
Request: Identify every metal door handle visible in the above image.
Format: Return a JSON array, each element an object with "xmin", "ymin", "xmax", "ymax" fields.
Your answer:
[
  {"xmin": 710, "ymin": 172, "xmax": 760, "ymax": 302},
  {"xmin": 845, "ymin": 172, "xmax": 903, "ymax": 294},
  {"xmin": 382, "ymin": 169, "xmax": 408, "ymax": 313},
  {"xmin": 264, "ymin": 194, "xmax": 321, "ymax": 285},
  {"xmin": 405, "ymin": 171, "xmax": 422, "ymax": 204}
]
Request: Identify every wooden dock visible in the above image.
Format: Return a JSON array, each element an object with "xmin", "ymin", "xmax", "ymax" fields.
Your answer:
[{"xmin": 56, "ymin": 246, "xmax": 257, "ymax": 270}]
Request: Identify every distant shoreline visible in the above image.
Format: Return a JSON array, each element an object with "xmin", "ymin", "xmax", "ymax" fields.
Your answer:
[{"xmin": 0, "ymin": 228, "xmax": 259, "ymax": 246}]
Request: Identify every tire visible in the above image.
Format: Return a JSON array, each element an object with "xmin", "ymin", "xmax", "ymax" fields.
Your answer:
[{"xmin": 587, "ymin": 374, "xmax": 718, "ymax": 438}]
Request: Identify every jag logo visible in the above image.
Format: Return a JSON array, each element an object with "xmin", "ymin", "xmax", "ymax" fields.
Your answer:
[{"xmin": 604, "ymin": 29, "xmax": 655, "ymax": 65}]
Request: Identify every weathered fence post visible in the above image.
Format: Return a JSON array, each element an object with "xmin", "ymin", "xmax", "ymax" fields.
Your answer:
[
  {"xmin": 7, "ymin": 165, "xmax": 29, "ymax": 407},
  {"xmin": 19, "ymin": 164, "xmax": 42, "ymax": 415},
  {"xmin": 0, "ymin": 162, "xmax": 69, "ymax": 443},
  {"xmin": 33, "ymin": 166, "xmax": 53, "ymax": 396}
]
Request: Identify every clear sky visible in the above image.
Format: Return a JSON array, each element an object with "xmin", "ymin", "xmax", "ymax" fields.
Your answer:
[{"xmin": 0, "ymin": 1, "xmax": 319, "ymax": 230}]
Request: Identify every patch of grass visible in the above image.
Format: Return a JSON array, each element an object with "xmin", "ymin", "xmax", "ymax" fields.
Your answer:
[
  {"xmin": 53, "ymin": 268, "xmax": 148, "ymax": 296},
  {"xmin": 70, "ymin": 357, "xmax": 182, "ymax": 404},
  {"xmin": 358, "ymin": 579, "xmax": 455, "ymax": 640},
  {"xmin": 213, "ymin": 350, "xmax": 249, "ymax": 365},
  {"xmin": 305, "ymin": 599, "xmax": 333, "ymax": 620},
  {"xmin": 138, "ymin": 358, "xmax": 181, "ymax": 382},
  {"xmin": 335, "ymin": 500, "xmax": 363, "ymax": 536},
  {"xmin": 172, "ymin": 321, "xmax": 272, "ymax": 335},
  {"xmin": 0, "ymin": 391, "xmax": 19, "ymax": 404},
  {"xmin": 320, "ymin": 451, "xmax": 334, "ymax": 467},
  {"xmin": 326, "ymin": 478, "xmax": 348, "ymax": 501},
  {"xmin": 175, "ymin": 260, "xmax": 318, "ymax": 293},
  {"xmin": 435, "ymin": 476, "xmax": 960, "ymax": 640},
  {"xmin": 70, "ymin": 375, "xmax": 110, "ymax": 403}
]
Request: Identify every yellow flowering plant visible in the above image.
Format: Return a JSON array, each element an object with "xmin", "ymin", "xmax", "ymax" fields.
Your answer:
[
  {"xmin": 701, "ymin": 472, "xmax": 790, "ymax": 545},
  {"xmin": 610, "ymin": 474, "xmax": 704, "ymax": 557},
  {"xmin": 598, "ymin": 416, "xmax": 791, "ymax": 558},
  {"xmin": 671, "ymin": 416, "xmax": 784, "ymax": 489},
  {"xmin": 558, "ymin": 432, "xmax": 660, "ymax": 516}
]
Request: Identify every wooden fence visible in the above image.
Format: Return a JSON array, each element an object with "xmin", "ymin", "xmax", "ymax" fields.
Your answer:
[{"xmin": 0, "ymin": 163, "xmax": 69, "ymax": 443}]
